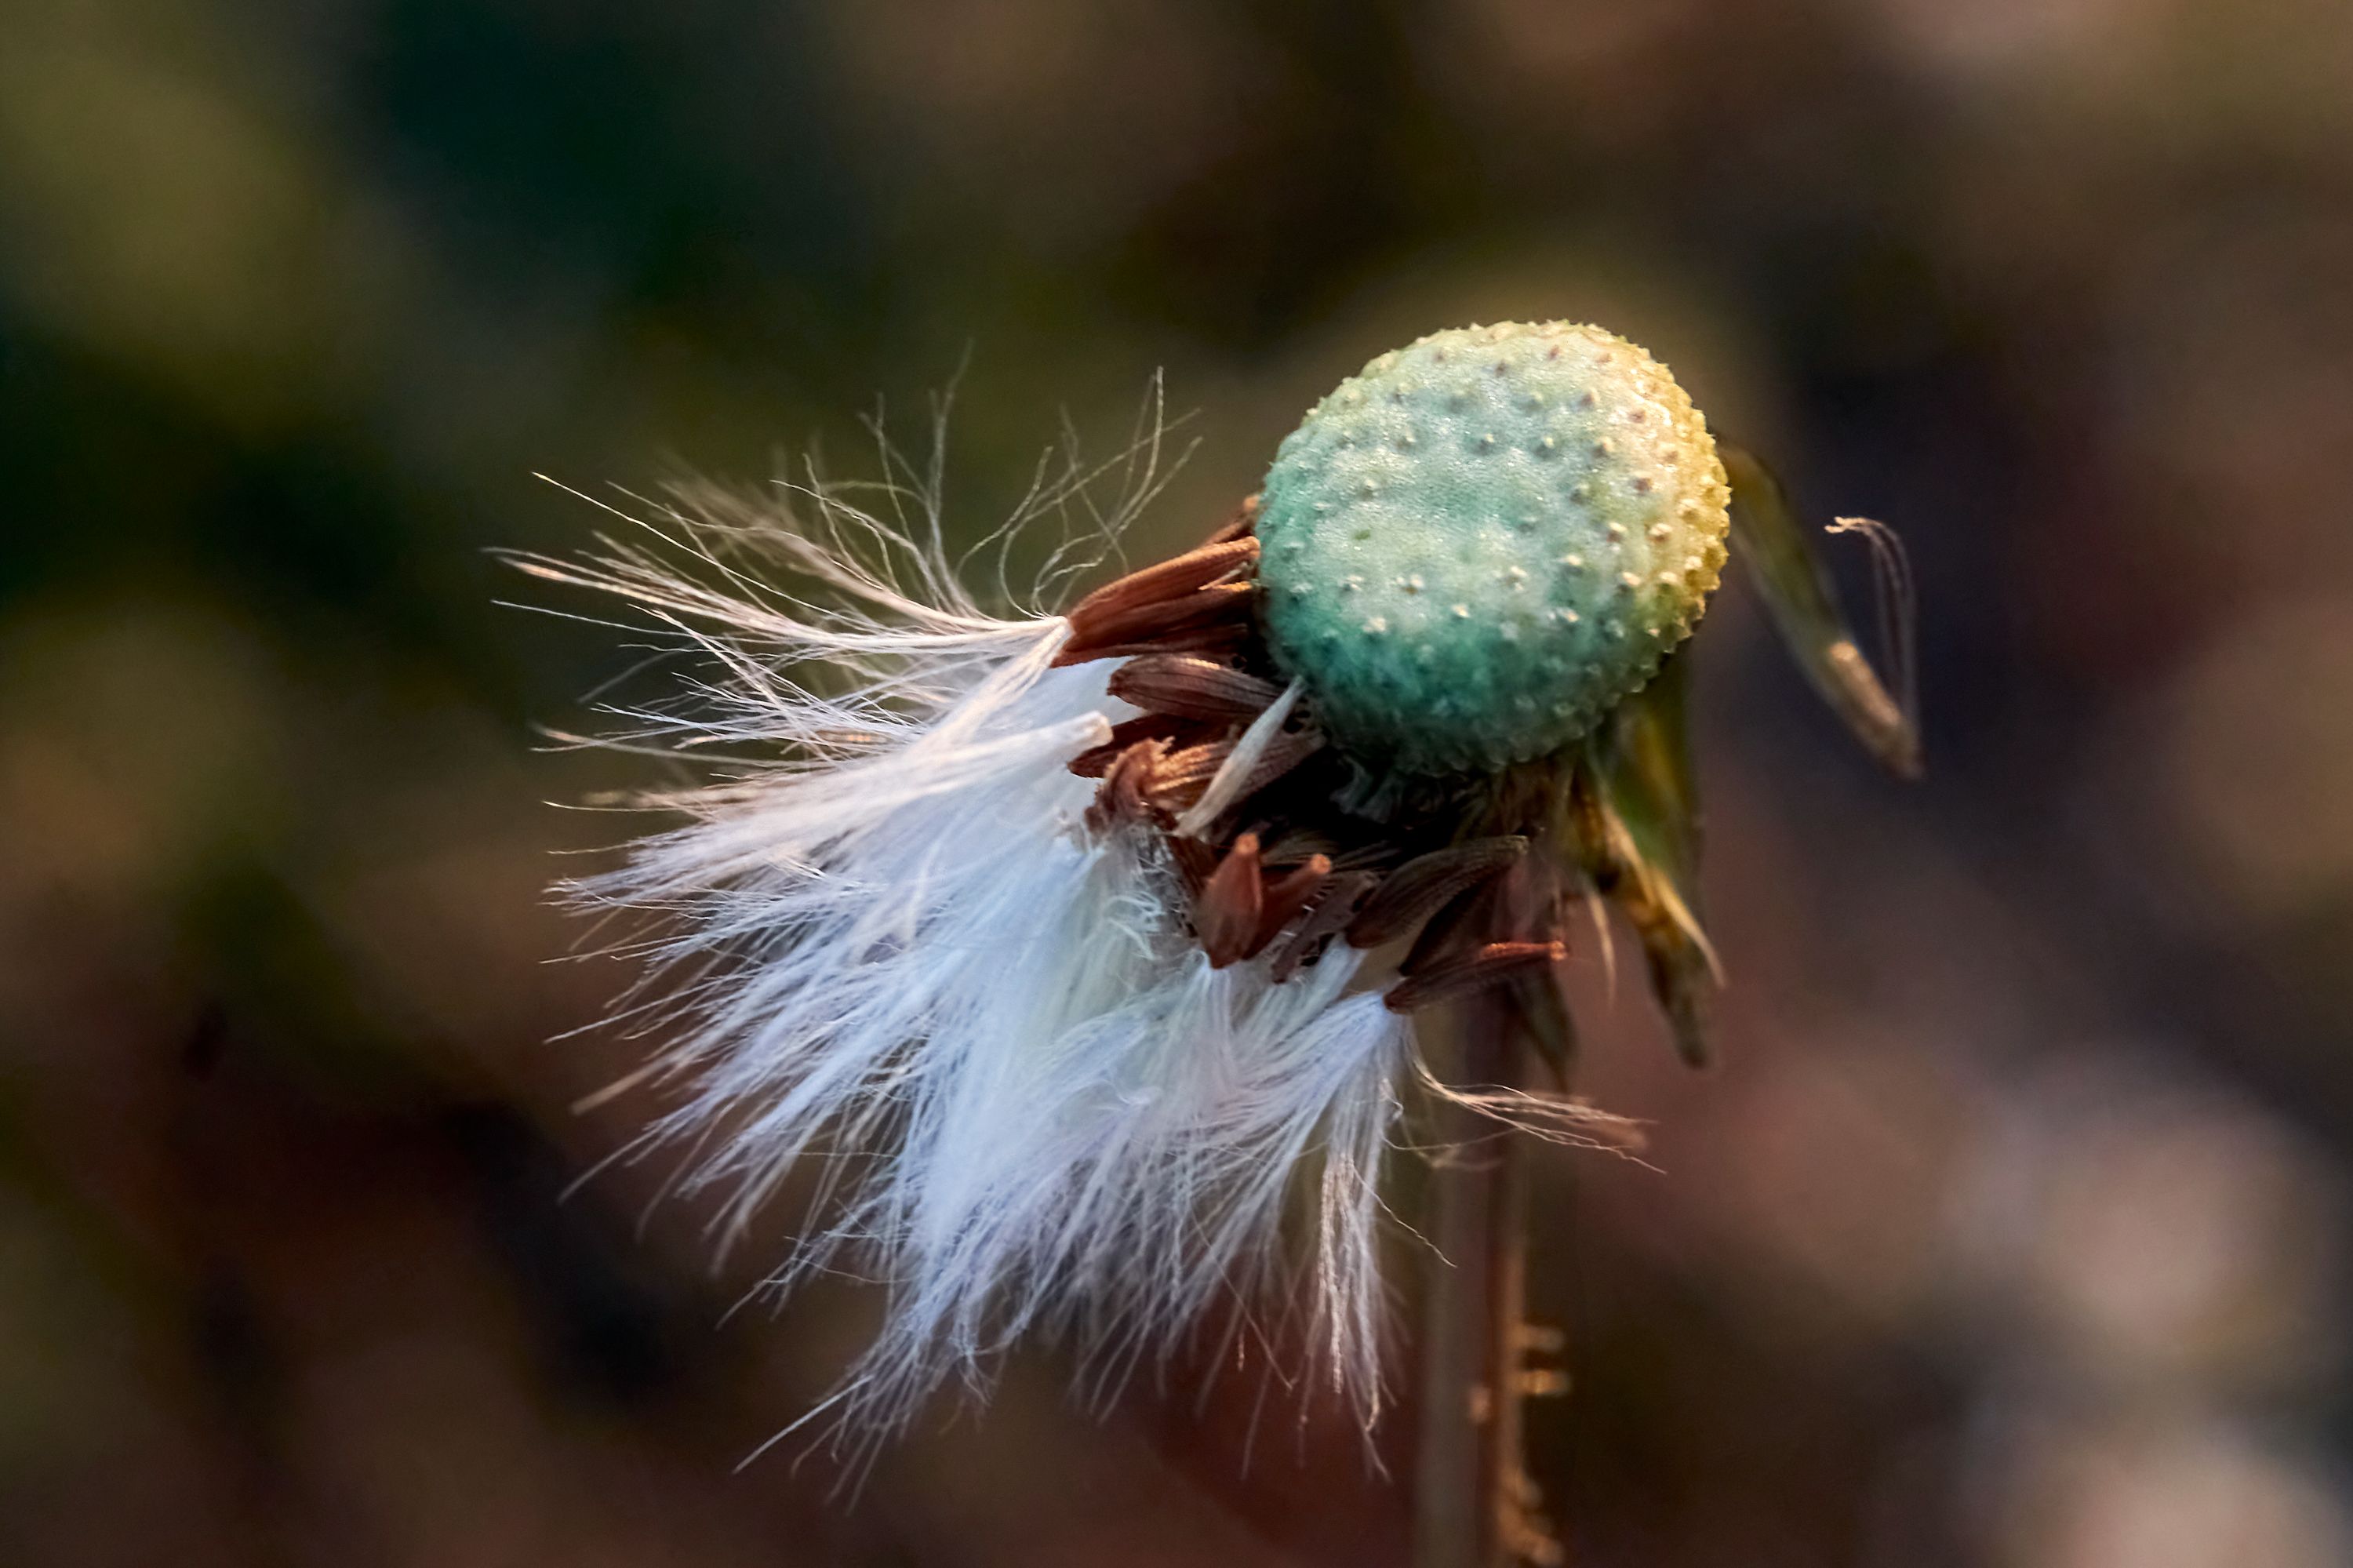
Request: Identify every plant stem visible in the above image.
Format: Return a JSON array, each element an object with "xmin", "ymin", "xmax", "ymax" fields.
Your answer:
[{"xmin": 1412, "ymin": 1027, "xmax": 1541, "ymax": 1568}]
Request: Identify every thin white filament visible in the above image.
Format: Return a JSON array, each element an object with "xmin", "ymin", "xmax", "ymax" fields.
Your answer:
[{"xmin": 532, "ymin": 430, "xmax": 1415, "ymax": 1451}]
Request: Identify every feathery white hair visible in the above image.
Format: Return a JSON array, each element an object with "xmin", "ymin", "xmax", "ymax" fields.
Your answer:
[{"xmin": 516, "ymin": 402, "xmax": 1411, "ymax": 1443}]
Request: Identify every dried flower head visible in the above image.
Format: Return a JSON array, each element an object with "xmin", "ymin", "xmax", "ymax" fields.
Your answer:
[{"xmin": 518, "ymin": 322, "xmax": 1918, "ymax": 1448}]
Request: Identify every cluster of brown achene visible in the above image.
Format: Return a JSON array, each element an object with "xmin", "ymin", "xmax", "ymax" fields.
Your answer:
[{"xmin": 1053, "ymin": 497, "xmax": 1586, "ymax": 1020}]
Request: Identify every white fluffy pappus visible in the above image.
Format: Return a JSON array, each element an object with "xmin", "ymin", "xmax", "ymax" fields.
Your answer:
[{"xmin": 512, "ymin": 412, "xmax": 1414, "ymax": 1447}]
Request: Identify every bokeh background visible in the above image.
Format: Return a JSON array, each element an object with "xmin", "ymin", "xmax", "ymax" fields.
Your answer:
[{"xmin": 5, "ymin": 0, "xmax": 2353, "ymax": 1563}]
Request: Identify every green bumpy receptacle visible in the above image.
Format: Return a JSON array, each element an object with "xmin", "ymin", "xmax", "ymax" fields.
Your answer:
[{"xmin": 1256, "ymin": 322, "xmax": 1732, "ymax": 777}]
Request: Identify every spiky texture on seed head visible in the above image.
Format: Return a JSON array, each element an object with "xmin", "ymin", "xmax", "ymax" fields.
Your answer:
[{"xmin": 1256, "ymin": 322, "xmax": 1731, "ymax": 776}]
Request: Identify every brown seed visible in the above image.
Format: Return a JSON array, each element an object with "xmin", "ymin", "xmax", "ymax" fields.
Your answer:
[
  {"xmin": 1344, "ymin": 837, "xmax": 1529, "ymax": 948},
  {"xmin": 1147, "ymin": 737, "xmax": 1238, "ymax": 810},
  {"xmin": 1060, "ymin": 620, "xmax": 1253, "ymax": 665},
  {"xmin": 1109, "ymin": 655, "xmax": 1282, "ymax": 722},
  {"xmin": 1384, "ymin": 941, "xmax": 1566, "ymax": 1013},
  {"xmin": 1059, "ymin": 580, "xmax": 1255, "ymax": 665},
  {"xmin": 1068, "ymin": 712, "xmax": 1205, "ymax": 777},
  {"xmin": 1086, "ymin": 740, "xmax": 1169, "ymax": 832},
  {"xmin": 1195, "ymin": 834, "xmax": 1265, "ymax": 967},
  {"xmin": 1074, "ymin": 535, "xmax": 1257, "ymax": 614},
  {"xmin": 1246, "ymin": 853, "xmax": 1333, "ymax": 959},
  {"xmin": 1056, "ymin": 536, "xmax": 1258, "ymax": 659},
  {"xmin": 1397, "ymin": 885, "xmax": 1492, "ymax": 976}
]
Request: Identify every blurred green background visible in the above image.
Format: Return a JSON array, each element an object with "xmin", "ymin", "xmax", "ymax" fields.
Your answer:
[{"xmin": 5, "ymin": 0, "xmax": 2352, "ymax": 1563}]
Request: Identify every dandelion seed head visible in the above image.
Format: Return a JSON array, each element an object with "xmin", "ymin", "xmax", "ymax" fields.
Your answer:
[{"xmin": 526, "ymin": 329, "xmax": 1912, "ymax": 1461}]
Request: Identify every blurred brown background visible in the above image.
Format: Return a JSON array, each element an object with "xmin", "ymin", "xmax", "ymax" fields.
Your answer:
[{"xmin": 5, "ymin": 0, "xmax": 2352, "ymax": 1563}]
